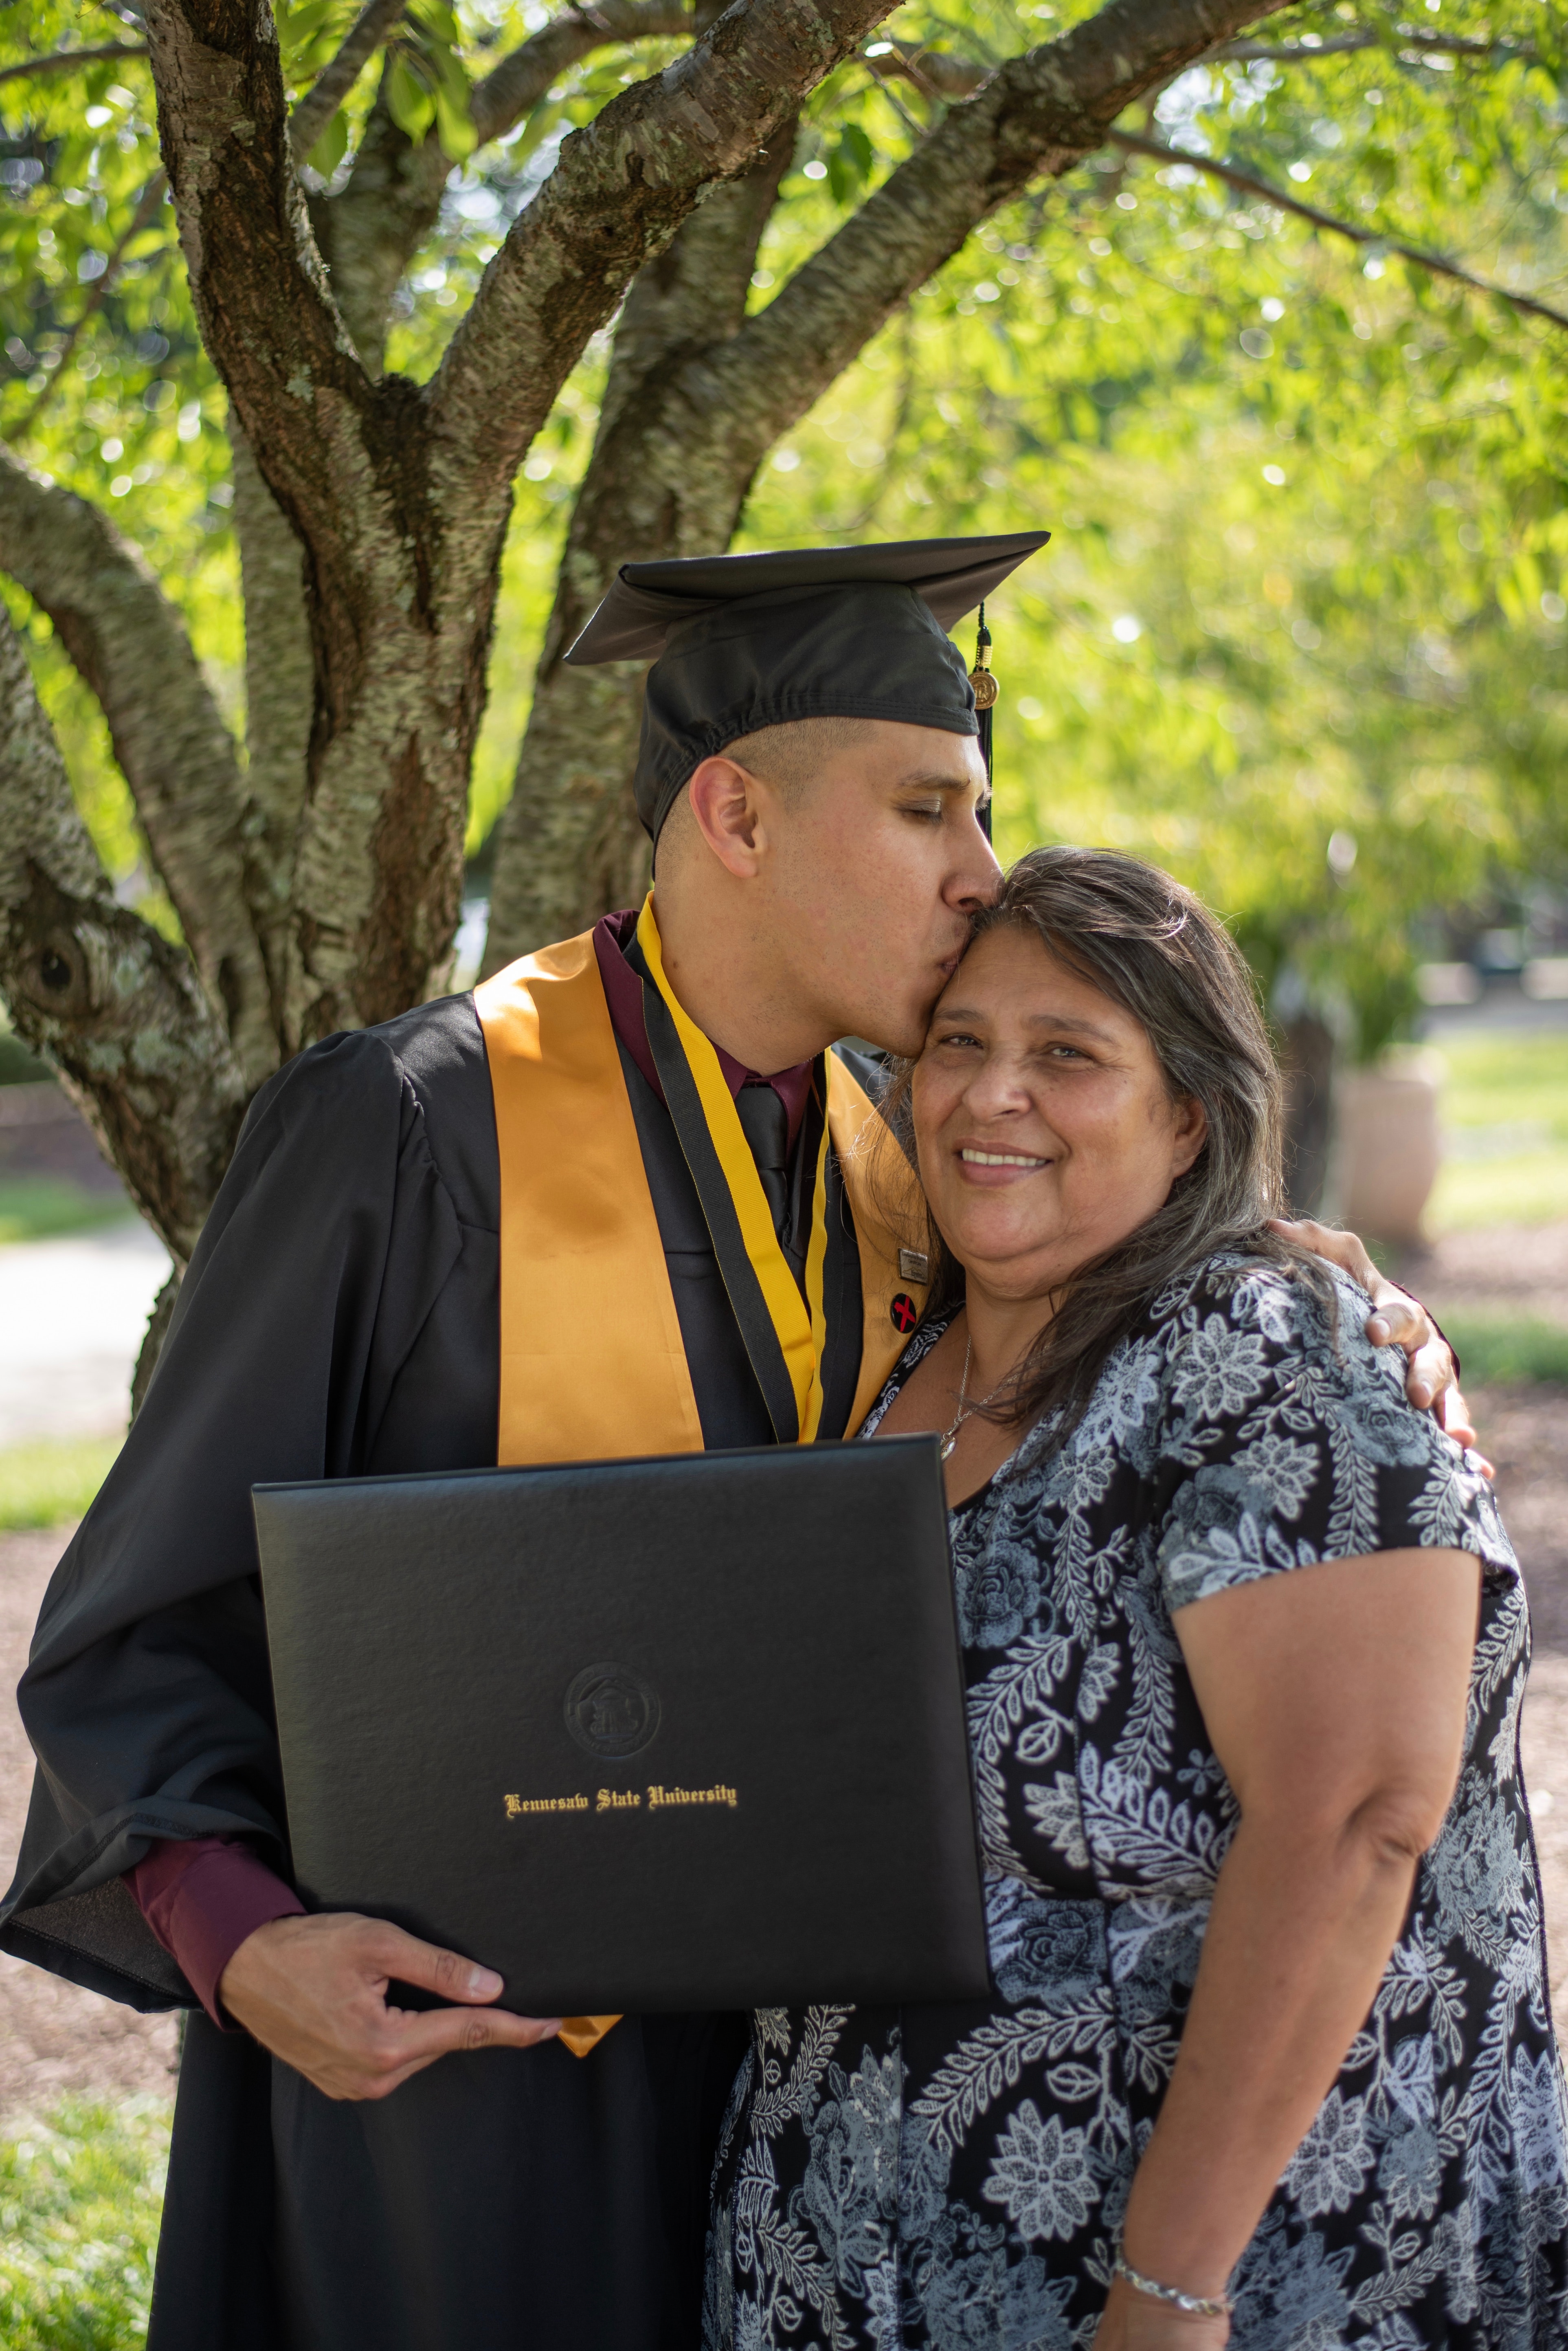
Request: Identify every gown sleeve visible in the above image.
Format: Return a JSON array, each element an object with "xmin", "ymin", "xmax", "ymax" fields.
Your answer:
[{"xmin": 0, "ymin": 1029, "xmax": 466, "ymax": 2009}]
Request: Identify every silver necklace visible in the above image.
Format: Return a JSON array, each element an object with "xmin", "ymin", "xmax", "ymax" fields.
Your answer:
[{"xmin": 938, "ymin": 1334, "xmax": 1010, "ymax": 1460}]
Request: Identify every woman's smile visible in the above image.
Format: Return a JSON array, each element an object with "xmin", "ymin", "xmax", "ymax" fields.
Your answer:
[{"xmin": 956, "ymin": 1144, "xmax": 1055, "ymax": 1181}]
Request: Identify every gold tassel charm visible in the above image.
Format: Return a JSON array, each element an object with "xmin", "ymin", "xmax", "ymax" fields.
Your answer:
[
  {"xmin": 967, "ymin": 605, "xmax": 999, "ymax": 709},
  {"xmin": 968, "ymin": 602, "xmax": 997, "ymax": 839}
]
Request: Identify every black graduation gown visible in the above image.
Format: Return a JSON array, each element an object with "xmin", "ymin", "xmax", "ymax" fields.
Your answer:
[{"xmin": 0, "ymin": 989, "xmax": 867, "ymax": 2351}]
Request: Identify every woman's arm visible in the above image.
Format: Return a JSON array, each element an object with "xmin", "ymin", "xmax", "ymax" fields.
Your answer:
[{"xmin": 1093, "ymin": 1546, "xmax": 1481, "ymax": 2349}]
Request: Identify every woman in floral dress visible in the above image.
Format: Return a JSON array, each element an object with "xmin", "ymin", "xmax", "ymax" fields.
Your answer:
[{"xmin": 707, "ymin": 849, "xmax": 1568, "ymax": 2351}]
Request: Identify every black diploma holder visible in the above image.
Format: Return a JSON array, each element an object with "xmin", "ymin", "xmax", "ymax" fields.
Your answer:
[{"xmin": 253, "ymin": 1437, "xmax": 990, "ymax": 2016}]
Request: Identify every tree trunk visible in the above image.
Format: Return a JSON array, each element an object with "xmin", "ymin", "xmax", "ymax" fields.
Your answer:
[
  {"xmin": 143, "ymin": 0, "xmax": 886, "ymax": 1048},
  {"xmin": 0, "ymin": 444, "xmax": 276, "ymax": 1090},
  {"xmin": 1280, "ymin": 1011, "xmax": 1336, "ymax": 1218},
  {"xmin": 231, "ymin": 424, "xmax": 314, "ymax": 1032},
  {"xmin": 484, "ymin": 120, "xmax": 797, "ymax": 964},
  {"xmin": 0, "ymin": 607, "xmax": 246, "ymax": 1263}
]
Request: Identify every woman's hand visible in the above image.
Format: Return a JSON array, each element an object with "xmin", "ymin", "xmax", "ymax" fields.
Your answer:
[{"xmin": 1091, "ymin": 2276, "xmax": 1229, "ymax": 2350}]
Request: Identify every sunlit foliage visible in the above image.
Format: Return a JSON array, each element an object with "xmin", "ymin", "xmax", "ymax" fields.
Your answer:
[{"xmin": 2, "ymin": 0, "xmax": 1564, "ymax": 1053}]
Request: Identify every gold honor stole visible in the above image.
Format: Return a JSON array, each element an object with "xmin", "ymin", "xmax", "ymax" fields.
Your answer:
[{"xmin": 473, "ymin": 915, "xmax": 920, "ymax": 2058}]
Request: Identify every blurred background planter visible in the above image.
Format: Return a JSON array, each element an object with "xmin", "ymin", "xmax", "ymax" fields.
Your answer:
[{"xmin": 1333, "ymin": 1049, "xmax": 1445, "ymax": 1249}]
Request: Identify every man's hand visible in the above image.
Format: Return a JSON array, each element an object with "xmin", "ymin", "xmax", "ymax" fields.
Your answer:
[
  {"xmin": 1267, "ymin": 1218, "xmax": 1482, "ymax": 1456},
  {"xmin": 217, "ymin": 1912, "xmax": 561, "ymax": 2100}
]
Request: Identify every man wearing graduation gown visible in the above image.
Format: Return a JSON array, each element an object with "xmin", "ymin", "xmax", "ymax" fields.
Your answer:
[{"xmin": 0, "ymin": 533, "xmax": 1458, "ymax": 2351}]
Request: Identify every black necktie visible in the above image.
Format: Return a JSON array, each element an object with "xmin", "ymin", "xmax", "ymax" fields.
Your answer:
[{"xmin": 735, "ymin": 1082, "xmax": 790, "ymax": 1239}]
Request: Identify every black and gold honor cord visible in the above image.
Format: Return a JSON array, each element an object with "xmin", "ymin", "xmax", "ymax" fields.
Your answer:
[
  {"xmin": 635, "ymin": 896, "xmax": 832, "ymax": 1445},
  {"xmin": 969, "ymin": 600, "xmax": 997, "ymax": 843}
]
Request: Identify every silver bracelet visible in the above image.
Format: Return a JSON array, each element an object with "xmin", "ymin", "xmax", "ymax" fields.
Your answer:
[{"xmin": 1113, "ymin": 2254, "xmax": 1232, "ymax": 2320}]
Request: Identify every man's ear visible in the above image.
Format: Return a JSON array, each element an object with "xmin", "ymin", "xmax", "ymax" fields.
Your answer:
[{"xmin": 685, "ymin": 756, "xmax": 773, "ymax": 880}]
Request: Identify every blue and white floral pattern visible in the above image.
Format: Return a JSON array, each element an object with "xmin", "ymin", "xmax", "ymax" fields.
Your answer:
[{"xmin": 705, "ymin": 1256, "xmax": 1568, "ymax": 2350}]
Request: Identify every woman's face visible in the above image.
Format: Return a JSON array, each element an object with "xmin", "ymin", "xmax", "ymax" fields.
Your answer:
[{"xmin": 912, "ymin": 925, "xmax": 1208, "ymax": 1301}]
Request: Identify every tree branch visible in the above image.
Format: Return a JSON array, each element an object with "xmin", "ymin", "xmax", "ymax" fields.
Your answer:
[
  {"xmin": 6, "ymin": 171, "xmax": 167, "ymax": 442},
  {"xmin": 0, "ymin": 446, "xmax": 280, "ymax": 1085},
  {"xmin": 862, "ymin": 38, "xmax": 984, "ymax": 99},
  {"xmin": 0, "ymin": 43, "xmax": 147, "ymax": 86},
  {"xmin": 1216, "ymin": 27, "xmax": 1543, "ymax": 66},
  {"xmin": 321, "ymin": 0, "xmax": 692, "ymax": 372},
  {"xmin": 681, "ymin": 0, "xmax": 1290, "ymax": 486},
  {"xmin": 229, "ymin": 425, "xmax": 313, "ymax": 1023},
  {"xmin": 489, "ymin": 0, "xmax": 1320, "ymax": 954},
  {"xmin": 482, "ymin": 0, "xmax": 1302, "ymax": 955},
  {"xmin": 861, "ymin": 20, "xmax": 1545, "ymax": 103},
  {"xmin": 0, "ymin": 603, "xmax": 247, "ymax": 1262},
  {"xmin": 472, "ymin": 0, "xmax": 694, "ymax": 146},
  {"xmin": 145, "ymin": 0, "xmax": 369, "ymax": 547},
  {"xmin": 485, "ymin": 112, "xmax": 796, "ymax": 959},
  {"xmin": 289, "ymin": 0, "xmax": 406, "ymax": 165},
  {"xmin": 1109, "ymin": 127, "xmax": 1568, "ymax": 330},
  {"xmin": 424, "ymin": 0, "xmax": 898, "ymax": 529}
]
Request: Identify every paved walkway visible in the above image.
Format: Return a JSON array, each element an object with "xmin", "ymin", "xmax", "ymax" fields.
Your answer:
[{"xmin": 0, "ymin": 1220, "xmax": 171, "ymax": 1447}]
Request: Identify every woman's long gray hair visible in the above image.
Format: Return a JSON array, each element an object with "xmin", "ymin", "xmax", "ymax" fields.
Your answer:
[{"xmin": 877, "ymin": 845, "xmax": 1335, "ymax": 1448}]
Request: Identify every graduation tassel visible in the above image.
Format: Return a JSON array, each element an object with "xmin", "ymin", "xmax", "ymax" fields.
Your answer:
[{"xmin": 968, "ymin": 600, "xmax": 997, "ymax": 842}]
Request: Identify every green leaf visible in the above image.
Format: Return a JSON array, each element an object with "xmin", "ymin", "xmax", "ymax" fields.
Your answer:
[
  {"xmin": 306, "ymin": 105, "xmax": 349, "ymax": 179},
  {"xmin": 1363, "ymin": 145, "xmax": 1399, "ymax": 200},
  {"xmin": 827, "ymin": 123, "xmax": 875, "ymax": 205},
  {"xmin": 508, "ymin": 96, "xmax": 565, "ymax": 165},
  {"xmin": 430, "ymin": 39, "xmax": 472, "ymax": 108},
  {"xmin": 408, "ymin": 0, "xmax": 462, "ymax": 42},
  {"xmin": 387, "ymin": 51, "xmax": 436, "ymax": 144},
  {"xmin": 841, "ymin": 122, "xmax": 875, "ymax": 175},
  {"xmin": 277, "ymin": 0, "xmax": 337, "ymax": 40},
  {"xmin": 277, "ymin": 0, "xmax": 338, "ymax": 67},
  {"xmin": 433, "ymin": 81, "xmax": 476, "ymax": 164}
]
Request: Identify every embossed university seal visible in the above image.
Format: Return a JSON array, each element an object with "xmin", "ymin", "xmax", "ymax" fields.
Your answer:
[{"xmin": 563, "ymin": 1663, "xmax": 661, "ymax": 1760}]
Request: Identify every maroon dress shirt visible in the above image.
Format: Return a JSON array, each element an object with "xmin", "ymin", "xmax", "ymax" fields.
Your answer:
[{"xmin": 124, "ymin": 909, "xmax": 816, "ymax": 2023}]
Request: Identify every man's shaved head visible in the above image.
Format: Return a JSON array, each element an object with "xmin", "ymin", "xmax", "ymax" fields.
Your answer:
[
  {"xmin": 721, "ymin": 716, "xmax": 880, "ymax": 796},
  {"xmin": 655, "ymin": 717, "xmax": 879, "ymax": 870}
]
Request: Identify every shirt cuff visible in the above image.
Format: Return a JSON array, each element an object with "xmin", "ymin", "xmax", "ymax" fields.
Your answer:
[{"xmin": 124, "ymin": 1836, "xmax": 305, "ymax": 2028}]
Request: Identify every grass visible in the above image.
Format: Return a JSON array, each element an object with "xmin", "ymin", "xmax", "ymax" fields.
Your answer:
[
  {"xmin": 0, "ymin": 1180, "xmax": 133, "ymax": 1248},
  {"xmin": 1428, "ymin": 1027, "xmax": 1568, "ymax": 1235},
  {"xmin": 1441, "ymin": 1315, "xmax": 1568, "ymax": 1389},
  {"xmin": 0, "ymin": 2100, "xmax": 169, "ymax": 2349},
  {"xmin": 0, "ymin": 1436, "xmax": 122, "ymax": 1532}
]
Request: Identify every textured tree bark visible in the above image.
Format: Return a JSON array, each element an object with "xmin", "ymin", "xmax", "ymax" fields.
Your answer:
[
  {"xmin": 484, "ymin": 0, "xmax": 1287, "ymax": 958},
  {"xmin": 320, "ymin": 0, "xmax": 694, "ymax": 374},
  {"xmin": 230, "ymin": 424, "xmax": 313, "ymax": 1028},
  {"xmin": 483, "ymin": 118, "xmax": 797, "ymax": 964},
  {"xmin": 144, "ymin": 0, "xmax": 890, "ymax": 1047},
  {"xmin": 0, "ymin": 607, "xmax": 246, "ymax": 1262},
  {"xmin": 0, "ymin": 444, "xmax": 276, "ymax": 1088}
]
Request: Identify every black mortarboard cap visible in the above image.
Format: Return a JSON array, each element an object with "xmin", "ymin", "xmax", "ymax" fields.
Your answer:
[{"xmin": 564, "ymin": 532, "xmax": 1049, "ymax": 840}]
